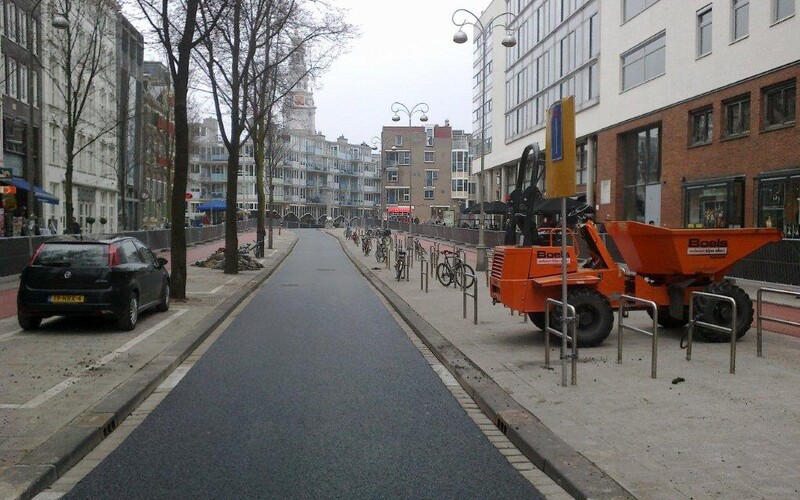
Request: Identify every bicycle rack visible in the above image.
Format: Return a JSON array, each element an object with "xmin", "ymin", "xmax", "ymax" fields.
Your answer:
[
  {"xmin": 617, "ymin": 295, "xmax": 660, "ymax": 379},
  {"xmin": 462, "ymin": 269, "xmax": 478, "ymax": 325},
  {"xmin": 686, "ymin": 291, "xmax": 738, "ymax": 374},
  {"xmin": 386, "ymin": 243, "xmax": 392, "ymax": 270},
  {"xmin": 420, "ymin": 258, "xmax": 429, "ymax": 293},
  {"xmin": 545, "ymin": 298, "xmax": 578, "ymax": 387},
  {"xmin": 429, "ymin": 243, "xmax": 439, "ymax": 276},
  {"xmin": 756, "ymin": 287, "xmax": 800, "ymax": 357},
  {"xmin": 405, "ymin": 252, "xmax": 411, "ymax": 282}
]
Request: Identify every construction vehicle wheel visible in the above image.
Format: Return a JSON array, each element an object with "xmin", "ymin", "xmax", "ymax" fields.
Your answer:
[
  {"xmin": 557, "ymin": 288, "xmax": 614, "ymax": 347},
  {"xmin": 695, "ymin": 281, "xmax": 752, "ymax": 342},
  {"xmin": 528, "ymin": 313, "xmax": 546, "ymax": 331},
  {"xmin": 647, "ymin": 307, "xmax": 689, "ymax": 328}
]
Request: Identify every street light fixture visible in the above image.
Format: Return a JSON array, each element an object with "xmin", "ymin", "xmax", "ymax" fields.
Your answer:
[
  {"xmin": 452, "ymin": 8, "xmax": 518, "ymax": 272},
  {"xmin": 389, "ymin": 101, "xmax": 430, "ymax": 232}
]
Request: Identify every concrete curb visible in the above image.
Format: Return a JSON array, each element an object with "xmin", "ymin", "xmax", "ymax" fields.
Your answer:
[
  {"xmin": 331, "ymin": 231, "xmax": 634, "ymax": 500},
  {"xmin": 1, "ymin": 238, "xmax": 298, "ymax": 500}
]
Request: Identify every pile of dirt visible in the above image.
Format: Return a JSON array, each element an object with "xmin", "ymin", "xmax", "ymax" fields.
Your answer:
[{"xmin": 193, "ymin": 247, "xmax": 264, "ymax": 271}]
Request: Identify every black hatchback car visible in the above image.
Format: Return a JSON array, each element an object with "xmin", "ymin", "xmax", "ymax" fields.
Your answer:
[{"xmin": 17, "ymin": 236, "xmax": 170, "ymax": 331}]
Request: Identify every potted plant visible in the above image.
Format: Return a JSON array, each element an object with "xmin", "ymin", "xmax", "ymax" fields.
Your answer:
[{"xmin": 86, "ymin": 216, "xmax": 96, "ymax": 233}]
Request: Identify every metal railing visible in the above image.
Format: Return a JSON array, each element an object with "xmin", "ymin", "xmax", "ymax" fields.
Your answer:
[
  {"xmin": 617, "ymin": 295, "xmax": 660, "ymax": 379},
  {"xmin": 544, "ymin": 298, "xmax": 578, "ymax": 387},
  {"xmin": 461, "ymin": 269, "xmax": 477, "ymax": 325},
  {"xmin": 686, "ymin": 291, "xmax": 738, "ymax": 374},
  {"xmin": 756, "ymin": 287, "xmax": 800, "ymax": 357},
  {"xmin": 429, "ymin": 243, "xmax": 440, "ymax": 276}
]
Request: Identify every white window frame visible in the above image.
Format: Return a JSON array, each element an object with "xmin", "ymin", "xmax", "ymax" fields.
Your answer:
[
  {"xmin": 697, "ymin": 6, "xmax": 713, "ymax": 57},
  {"xmin": 732, "ymin": 0, "xmax": 749, "ymax": 41},
  {"xmin": 424, "ymin": 151, "xmax": 435, "ymax": 163},
  {"xmin": 623, "ymin": 0, "xmax": 659, "ymax": 23},
  {"xmin": 621, "ymin": 32, "xmax": 666, "ymax": 91},
  {"xmin": 773, "ymin": 0, "xmax": 795, "ymax": 23}
]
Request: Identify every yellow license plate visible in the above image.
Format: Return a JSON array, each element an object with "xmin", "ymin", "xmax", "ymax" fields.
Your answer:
[{"xmin": 49, "ymin": 295, "xmax": 85, "ymax": 304}]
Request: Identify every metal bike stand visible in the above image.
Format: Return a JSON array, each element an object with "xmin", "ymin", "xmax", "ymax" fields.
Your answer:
[
  {"xmin": 686, "ymin": 291, "xmax": 738, "ymax": 374},
  {"xmin": 617, "ymin": 295, "xmax": 660, "ymax": 379},
  {"xmin": 420, "ymin": 258, "xmax": 429, "ymax": 293},
  {"xmin": 405, "ymin": 252, "xmax": 410, "ymax": 282},
  {"xmin": 544, "ymin": 298, "xmax": 578, "ymax": 387},
  {"xmin": 462, "ymin": 270, "xmax": 477, "ymax": 325},
  {"xmin": 756, "ymin": 287, "xmax": 800, "ymax": 357}
]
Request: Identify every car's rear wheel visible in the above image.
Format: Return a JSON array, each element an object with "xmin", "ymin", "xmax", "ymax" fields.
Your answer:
[
  {"xmin": 118, "ymin": 292, "xmax": 139, "ymax": 331},
  {"xmin": 18, "ymin": 314, "xmax": 42, "ymax": 330},
  {"xmin": 155, "ymin": 281, "xmax": 170, "ymax": 312}
]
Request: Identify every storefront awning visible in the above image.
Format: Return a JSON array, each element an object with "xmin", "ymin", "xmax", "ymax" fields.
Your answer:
[
  {"xmin": 2, "ymin": 178, "xmax": 59, "ymax": 204},
  {"xmin": 388, "ymin": 206, "xmax": 411, "ymax": 213}
]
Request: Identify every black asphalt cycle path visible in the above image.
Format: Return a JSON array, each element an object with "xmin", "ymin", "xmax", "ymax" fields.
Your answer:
[{"xmin": 66, "ymin": 230, "xmax": 542, "ymax": 499}]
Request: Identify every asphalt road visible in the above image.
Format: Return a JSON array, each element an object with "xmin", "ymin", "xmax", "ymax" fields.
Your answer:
[{"xmin": 64, "ymin": 229, "xmax": 542, "ymax": 499}]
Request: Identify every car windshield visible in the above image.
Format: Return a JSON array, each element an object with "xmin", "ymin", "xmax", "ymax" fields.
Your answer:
[{"xmin": 34, "ymin": 243, "xmax": 108, "ymax": 267}]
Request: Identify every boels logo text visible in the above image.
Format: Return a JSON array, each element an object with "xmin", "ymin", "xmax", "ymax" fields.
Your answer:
[
  {"xmin": 687, "ymin": 238, "xmax": 729, "ymax": 256},
  {"xmin": 536, "ymin": 250, "xmax": 571, "ymax": 265}
]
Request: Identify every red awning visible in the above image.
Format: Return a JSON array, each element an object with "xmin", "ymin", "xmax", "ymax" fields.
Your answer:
[{"xmin": 388, "ymin": 206, "xmax": 411, "ymax": 213}]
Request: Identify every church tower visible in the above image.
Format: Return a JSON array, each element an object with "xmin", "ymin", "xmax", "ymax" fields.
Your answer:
[{"xmin": 284, "ymin": 44, "xmax": 316, "ymax": 134}]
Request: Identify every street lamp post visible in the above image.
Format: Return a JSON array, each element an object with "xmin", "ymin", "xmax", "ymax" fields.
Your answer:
[
  {"xmin": 452, "ymin": 8, "xmax": 518, "ymax": 272},
  {"xmin": 371, "ymin": 136, "xmax": 393, "ymax": 230},
  {"xmin": 390, "ymin": 102, "xmax": 429, "ymax": 231}
]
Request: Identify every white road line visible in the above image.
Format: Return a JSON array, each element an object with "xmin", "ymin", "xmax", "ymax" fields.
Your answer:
[
  {"xmin": 209, "ymin": 278, "xmax": 236, "ymax": 294},
  {"xmin": 156, "ymin": 365, "xmax": 192, "ymax": 391},
  {"xmin": 2, "ymin": 309, "xmax": 188, "ymax": 410},
  {"xmin": 92, "ymin": 309, "xmax": 188, "ymax": 369}
]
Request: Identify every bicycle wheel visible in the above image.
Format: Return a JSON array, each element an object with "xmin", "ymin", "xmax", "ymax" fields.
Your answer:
[
  {"xmin": 436, "ymin": 263, "xmax": 453, "ymax": 287},
  {"xmin": 454, "ymin": 263, "xmax": 475, "ymax": 289}
]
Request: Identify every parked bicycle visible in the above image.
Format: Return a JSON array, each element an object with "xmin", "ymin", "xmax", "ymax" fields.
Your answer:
[
  {"xmin": 395, "ymin": 249, "xmax": 407, "ymax": 281},
  {"xmin": 351, "ymin": 231, "xmax": 359, "ymax": 245},
  {"xmin": 344, "ymin": 226, "xmax": 352, "ymax": 239},
  {"xmin": 437, "ymin": 249, "xmax": 475, "ymax": 288},
  {"xmin": 362, "ymin": 235, "xmax": 372, "ymax": 256},
  {"xmin": 413, "ymin": 237, "xmax": 427, "ymax": 260},
  {"xmin": 375, "ymin": 236, "xmax": 388, "ymax": 263}
]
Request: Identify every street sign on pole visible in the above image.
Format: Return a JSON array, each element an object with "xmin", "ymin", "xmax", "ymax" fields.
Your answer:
[
  {"xmin": 545, "ymin": 96, "xmax": 576, "ymax": 198},
  {"xmin": 185, "ymin": 193, "xmax": 193, "ymax": 200}
]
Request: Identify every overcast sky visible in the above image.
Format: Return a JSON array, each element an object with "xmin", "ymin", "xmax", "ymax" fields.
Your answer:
[{"xmin": 313, "ymin": 0, "xmax": 490, "ymax": 145}]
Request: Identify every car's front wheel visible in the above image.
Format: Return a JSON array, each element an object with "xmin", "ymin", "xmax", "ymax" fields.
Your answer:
[
  {"xmin": 118, "ymin": 292, "xmax": 139, "ymax": 331},
  {"xmin": 18, "ymin": 314, "xmax": 42, "ymax": 330}
]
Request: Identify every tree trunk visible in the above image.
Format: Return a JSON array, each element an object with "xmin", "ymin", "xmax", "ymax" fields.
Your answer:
[{"xmin": 170, "ymin": 67, "xmax": 190, "ymax": 299}]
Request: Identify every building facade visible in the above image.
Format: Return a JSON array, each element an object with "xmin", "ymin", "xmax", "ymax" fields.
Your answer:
[
  {"xmin": 141, "ymin": 61, "xmax": 173, "ymax": 229},
  {"xmin": 380, "ymin": 123, "xmax": 464, "ymax": 225},
  {"xmin": 39, "ymin": 0, "xmax": 121, "ymax": 234},
  {"xmin": 1, "ymin": 0, "xmax": 45, "ymax": 234},
  {"xmin": 475, "ymin": 0, "xmax": 798, "ymax": 232}
]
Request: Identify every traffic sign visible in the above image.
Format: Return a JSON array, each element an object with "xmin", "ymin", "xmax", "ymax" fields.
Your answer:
[
  {"xmin": 0, "ymin": 185, "xmax": 17, "ymax": 194},
  {"xmin": 545, "ymin": 96, "xmax": 576, "ymax": 198},
  {"xmin": 185, "ymin": 192, "xmax": 193, "ymax": 200}
]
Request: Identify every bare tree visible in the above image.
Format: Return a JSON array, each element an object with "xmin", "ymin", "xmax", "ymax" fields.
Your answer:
[
  {"xmin": 132, "ymin": 0, "xmax": 226, "ymax": 299},
  {"xmin": 197, "ymin": 0, "xmax": 272, "ymax": 274},
  {"xmin": 49, "ymin": 0, "xmax": 118, "ymax": 234},
  {"xmin": 244, "ymin": 0, "xmax": 355, "ymax": 256}
]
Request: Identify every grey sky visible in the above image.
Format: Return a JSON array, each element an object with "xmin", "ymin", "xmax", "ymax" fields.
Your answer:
[{"xmin": 313, "ymin": 0, "xmax": 490, "ymax": 145}]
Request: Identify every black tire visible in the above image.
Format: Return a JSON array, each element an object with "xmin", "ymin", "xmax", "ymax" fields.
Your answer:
[
  {"xmin": 18, "ymin": 314, "xmax": 42, "ymax": 330},
  {"xmin": 155, "ymin": 280, "xmax": 170, "ymax": 312},
  {"xmin": 395, "ymin": 260, "xmax": 405, "ymax": 281},
  {"xmin": 695, "ymin": 281, "xmax": 752, "ymax": 342},
  {"xmin": 528, "ymin": 312, "xmax": 546, "ymax": 331},
  {"xmin": 118, "ymin": 291, "xmax": 139, "ymax": 331},
  {"xmin": 647, "ymin": 306, "xmax": 689, "ymax": 328},
  {"xmin": 436, "ymin": 263, "xmax": 453, "ymax": 287},
  {"xmin": 454, "ymin": 263, "xmax": 476, "ymax": 289},
  {"xmin": 551, "ymin": 287, "xmax": 614, "ymax": 347}
]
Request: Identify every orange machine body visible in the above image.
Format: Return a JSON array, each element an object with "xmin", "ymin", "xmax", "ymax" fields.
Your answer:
[{"xmin": 490, "ymin": 221, "xmax": 782, "ymax": 314}]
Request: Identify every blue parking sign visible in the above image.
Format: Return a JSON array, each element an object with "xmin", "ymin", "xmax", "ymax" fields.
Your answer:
[{"xmin": 550, "ymin": 102, "xmax": 563, "ymax": 161}]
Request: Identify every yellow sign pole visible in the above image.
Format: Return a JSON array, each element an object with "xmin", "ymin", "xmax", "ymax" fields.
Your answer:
[{"xmin": 545, "ymin": 96, "xmax": 577, "ymax": 386}]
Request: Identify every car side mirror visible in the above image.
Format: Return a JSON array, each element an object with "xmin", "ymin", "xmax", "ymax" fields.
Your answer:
[{"xmin": 157, "ymin": 257, "xmax": 168, "ymax": 268}]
